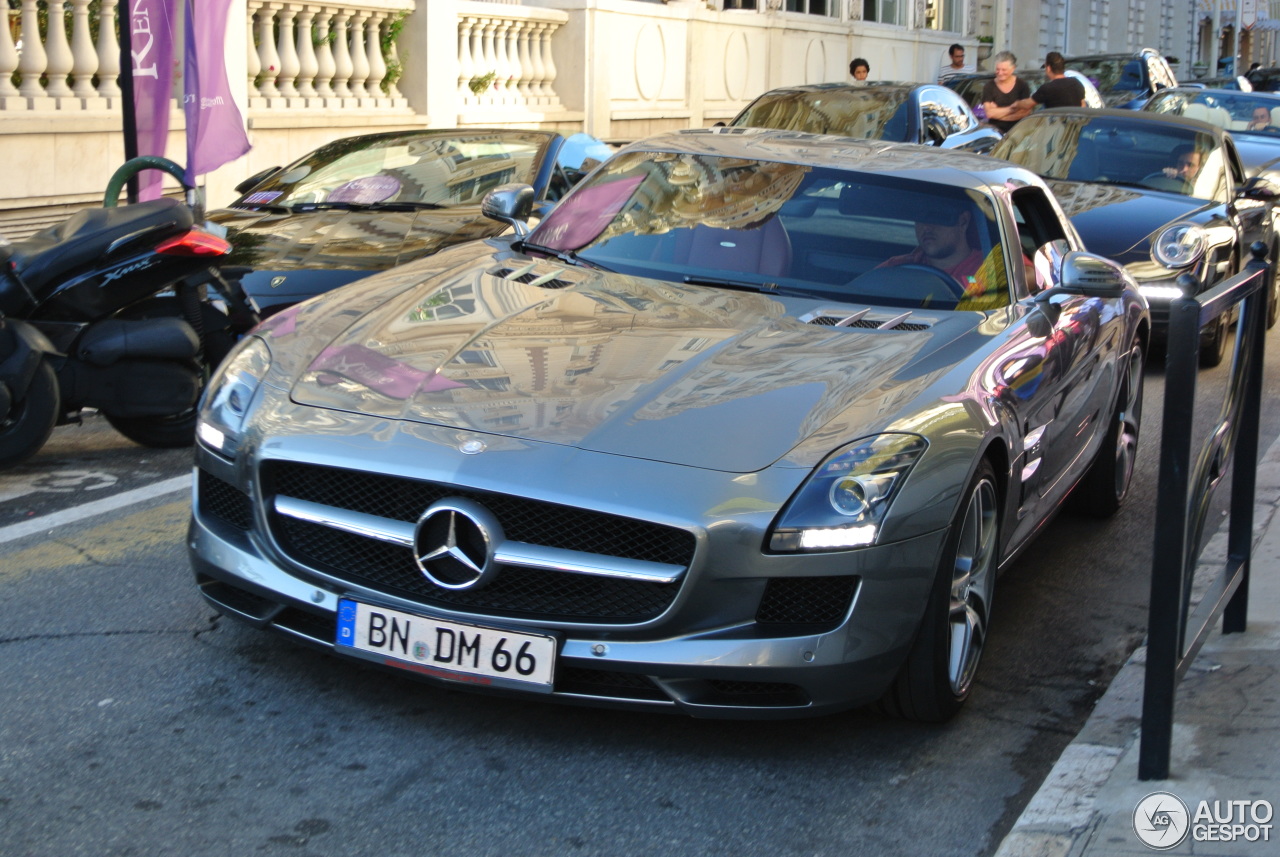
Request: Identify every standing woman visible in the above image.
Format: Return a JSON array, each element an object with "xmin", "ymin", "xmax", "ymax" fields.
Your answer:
[{"xmin": 980, "ymin": 51, "xmax": 1031, "ymax": 133}]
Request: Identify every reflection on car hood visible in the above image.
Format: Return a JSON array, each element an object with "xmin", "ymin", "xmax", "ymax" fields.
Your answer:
[
  {"xmin": 1046, "ymin": 179, "xmax": 1212, "ymax": 259},
  {"xmin": 277, "ymin": 258, "xmax": 987, "ymax": 473},
  {"xmin": 212, "ymin": 206, "xmax": 507, "ymax": 272}
]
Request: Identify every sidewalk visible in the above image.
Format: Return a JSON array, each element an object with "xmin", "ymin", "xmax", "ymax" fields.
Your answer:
[{"xmin": 994, "ymin": 438, "xmax": 1280, "ymax": 856}]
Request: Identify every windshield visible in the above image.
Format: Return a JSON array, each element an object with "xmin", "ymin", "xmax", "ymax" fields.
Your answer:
[
  {"xmin": 993, "ymin": 113, "xmax": 1227, "ymax": 202},
  {"xmin": 1065, "ymin": 58, "xmax": 1146, "ymax": 105},
  {"xmin": 528, "ymin": 149, "xmax": 1010, "ymax": 311},
  {"xmin": 1145, "ymin": 89, "xmax": 1280, "ymax": 138},
  {"xmin": 730, "ymin": 88, "xmax": 913, "ymax": 142},
  {"xmin": 236, "ymin": 131, "xmax": 553, "ymax": 209}
]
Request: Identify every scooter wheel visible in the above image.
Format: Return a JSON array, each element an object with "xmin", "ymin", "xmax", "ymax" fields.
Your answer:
[
  {"xmin": 0, "ymin": 360, "xmax": 60, "ymax": 468},
  {"xmin": 104, "ymin": 408, "xmax": 197, "ymax": 449}
]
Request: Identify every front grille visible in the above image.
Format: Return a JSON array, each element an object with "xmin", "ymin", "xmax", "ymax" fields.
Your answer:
[
  {"xmin": 703, "ymin": 680, "xmax": 809, "ymax": 707},
  {"xmin": 756, "ymin": 576, "xmax": 858, "ymax": 628},
  {"xmin": 262, "ymin": 462, "xmax": 695, "ymax": 623},
  {"xmin": 198, "ymin": 470, "xmax": 253, "ymax": 531}
]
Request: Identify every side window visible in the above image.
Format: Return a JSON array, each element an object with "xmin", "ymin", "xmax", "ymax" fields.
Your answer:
[{"xmin": 1010, "ymin": 187, "xmax": 1070, "ymax": 293}]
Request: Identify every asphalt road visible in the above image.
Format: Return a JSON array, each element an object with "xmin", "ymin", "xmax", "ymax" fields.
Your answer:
[{"xmin": 0, "ymin": 342, "xmax": 1275, "ymax": 857}]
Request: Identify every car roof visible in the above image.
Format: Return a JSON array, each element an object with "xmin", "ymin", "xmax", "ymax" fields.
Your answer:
[{"xmin": 622, "ymin": 127, "xmax": 1038, "ymax": 192}]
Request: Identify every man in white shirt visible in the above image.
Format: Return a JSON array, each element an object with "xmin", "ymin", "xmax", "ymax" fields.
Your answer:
[{"xmin": 938, "ymin": 44, "xmax": 976, "ymax": 83}]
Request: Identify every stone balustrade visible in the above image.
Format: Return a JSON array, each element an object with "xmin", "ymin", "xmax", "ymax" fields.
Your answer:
[
  {"xmin": 0, "ymin": 0, "xmax": 415, "ymax": 112},
  {"xmin": 456, "ymin": 1, "xmax": 568, "ymax": 113},
  {"xmin": 247, "ymin": 0, "xmax": 413, "ymax": 109}
]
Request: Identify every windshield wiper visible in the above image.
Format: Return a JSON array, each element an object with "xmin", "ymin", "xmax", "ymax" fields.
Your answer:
[
  {"xmin": 235, "ymin": 202, "xmax": 292, "ymax": 213},
  {"xmin": 290, "ymin": 201, "xmax": 446, "ymax": 212},
  {"xmin": 517, "ymin": 240, "xmax": 613, "ymax": 271},
  {"xmin": 683, "ymin": 275, "xmax": 803, "ymax": 296}
]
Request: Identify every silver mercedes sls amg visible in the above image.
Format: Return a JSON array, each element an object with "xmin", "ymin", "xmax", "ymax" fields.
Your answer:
[{"xmin": 189, "ymin": 128, "xmax": 1149, "ymax": 720}]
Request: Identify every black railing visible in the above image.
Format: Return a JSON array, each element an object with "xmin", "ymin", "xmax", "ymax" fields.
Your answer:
[{"xmin": 1139, "ymin": 243, "xmax": 1269, "ymax": 780}]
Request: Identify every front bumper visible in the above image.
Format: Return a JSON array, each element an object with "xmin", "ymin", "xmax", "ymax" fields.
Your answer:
[{"xmin": 188, "ymin": 446, "xmax": 949, "ymax": 719}]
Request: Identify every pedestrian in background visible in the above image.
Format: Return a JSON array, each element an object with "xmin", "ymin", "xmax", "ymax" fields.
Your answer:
[
  {"xmin": 1012, "ymin": 52, "xmax": 1085, "ymax": 114},
  {"xmin": 938, "ymin": 44, "xmax": 975, "ymax": 83},
  {"xmin": 980, "ymin": 51, "xmax": 1031, "ymax": 133},
  {"xmin": 850, "ymin": 58, "xmax": 870, "ymax": 84}
]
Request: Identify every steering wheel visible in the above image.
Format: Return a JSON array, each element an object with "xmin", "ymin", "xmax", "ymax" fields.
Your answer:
[
  {"xmin": 1139, "ymin": 171, "xmax": 1189, "ymax": 193},
  {"xmin": 890, "ymin": 263, "xmax": 968, "ymax": 298}
]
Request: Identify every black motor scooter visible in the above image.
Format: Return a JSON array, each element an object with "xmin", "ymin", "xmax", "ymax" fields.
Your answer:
[{"xmin": 0, "ymin": 157, "xmax": 258, "ymax": 468}]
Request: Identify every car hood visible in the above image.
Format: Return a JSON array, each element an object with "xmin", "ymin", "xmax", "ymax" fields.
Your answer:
[
  {"xmin": 1046, "ymin": 179, "xmax": 1211, "ymax": 259},
  {"xmin": 275, "ymin": 257, "xmax": 988, "ymax": 473}
]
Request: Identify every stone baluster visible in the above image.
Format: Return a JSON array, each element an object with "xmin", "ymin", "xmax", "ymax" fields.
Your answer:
[
  {"xmin": 95, "ymin": 0, "xmax": 121, "ymax": 100},
  {"xmin": 478, "ymin": 18, "xmax": 497, "ymax": 104},
  {"xmin": 17, "ymin": 0, "xmax": 48, "ymax": 99},
  {"xmin": 529, "ymin": 21, "xmax": 550, "ymax": 101},
  {"xmin": 294, "ymin": 7, "xmax": 319, "ymax": 99},
  {"xmin": 256, "ymin": 6, "xmax": 281, "ymax": 98},
  {"xmin": 493, "ymin": 19, "xmax": 513, "ymax": 102},
  {"xmin": 381, "ymin": 12, "xmax": 403, "ymax": 101},
  {"xmin": 245, "ymin": 3, "xmax": 262, "ymax": 101},
  {"xmin": 275, "ymin": 5, "xmax": 301, "ymax": 99},
  {"xmin": 364, "ymin": 14, "xmax": 386, "ymax": 99},
  {"xmin": 68, "ymin": 0, "xmax": 97, "ymax": 100},
  {"xmin": 330, "ymin": 13, "xmax": 353, "ymax": 97},
  {"xmin": 457, "ymin": 16, "xmax": 477, "ymax": 101},
  {"xmin": 347, "ymin": 10, "xmax": 369, "ymax": 101},
  {"xmin": 312, "ymin": 9, "xmax": 336, "ymax": 99},
  {"xmin": 540, "ymin": 22, "xmax": 560, "ymax": 105},
  {"xmin": 43, "ymin": 0, "xmax": 73, "ymax": 99},
  {"xmin": 515, "ymin": 24, "xmax": 534, "ymax": 100},
  {"xmin": 0, "ymin": 9, "xmax": 21, "ymax": 101}
]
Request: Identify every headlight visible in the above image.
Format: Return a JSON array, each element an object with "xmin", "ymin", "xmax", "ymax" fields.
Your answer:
[
  {"xmin": 1151, "ymin": 222, "xmax": 1206, "ymax": 269},
  {"xmin": 197, "ymin": 336, "xmax": 271, "ymax": 458},
  {"xmin": 768, "ymin": 434, "xmax": 927, "ymax": 552}
]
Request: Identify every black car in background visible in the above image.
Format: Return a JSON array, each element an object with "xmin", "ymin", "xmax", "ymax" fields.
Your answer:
[
  {"xmin": 729, "ymin": 83, "xmax": 1001, "ymax": 152},
  {"xmin": 213, "ymin": 129, "xmax": 608, "ymax": 316},
  {"xmin": 1065, "ymin": 49, "xmax": 1178, "ymax": 109},
  {"xmin": 992, "ymin": 107, "xmax": 1280, "ymax": 366}
]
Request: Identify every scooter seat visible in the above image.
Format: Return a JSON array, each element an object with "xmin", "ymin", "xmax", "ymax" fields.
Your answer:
[{"xmin": 8, "ymin": 198, "xmax": 194, "ymax": 293}]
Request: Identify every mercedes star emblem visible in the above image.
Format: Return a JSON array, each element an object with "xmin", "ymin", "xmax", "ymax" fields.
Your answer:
[{"xmin": 413, "ymin": 498, "xmax": 503, "ymax": 590}]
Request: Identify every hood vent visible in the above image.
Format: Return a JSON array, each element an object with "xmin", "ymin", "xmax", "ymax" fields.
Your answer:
[
  {"xmin": 807, "ymin": 308, "xmax": 930, "ymax": 332},
  {"xmin": 491, "ymin": 261, "xmax": 574, "ymax": 290}
]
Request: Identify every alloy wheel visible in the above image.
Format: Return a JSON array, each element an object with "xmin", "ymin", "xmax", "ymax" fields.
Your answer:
[{"xmin": 947, "ymin": 477, "xmax": 998, "ymax": 696}]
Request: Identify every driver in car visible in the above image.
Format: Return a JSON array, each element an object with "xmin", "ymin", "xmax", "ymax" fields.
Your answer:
[
  {"xmin": 1161, "ymin": 144, "xmax": 1204, "ymax": 187},
  {"xmin": 1247, "ymin": 106, "xmax": 1276, "ymax": 131},
  {"xmin": 879, "ymin": 205, "xmax": 984, "ymax": 283}
]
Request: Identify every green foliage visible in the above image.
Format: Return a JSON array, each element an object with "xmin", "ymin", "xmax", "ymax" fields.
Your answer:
[{"xmin": 469, "ymin": 71, "xmax": 497, "ymax": 95}]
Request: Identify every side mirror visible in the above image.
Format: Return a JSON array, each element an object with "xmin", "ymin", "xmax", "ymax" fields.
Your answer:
[
  {"xmin": 1057, "ymin": 250, "xmax": 1132, "ymax": 297},
  {"xmin": 482, "ymin": 183, "xmax": 535, "ymax": 237},
  {"xmin": 922, "ymin": 116, "xmax": 948, "ymax": 146},
  {"xmin": 1237, "ymin": 174, "xmax": 1280, "ymax": 202},
  {"xmin": 234, "ymin": 166, "xmax": 282, "ymax": 195}
]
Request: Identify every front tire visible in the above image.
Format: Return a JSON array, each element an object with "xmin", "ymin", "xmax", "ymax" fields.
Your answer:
[
  {"xmin": 880, "ymin": 459, "xmax": 1000, "ymax": 722},
  {"xmin": 104, "ymin": 407, "xmax": 198, "ymax": 448},
  {"xmin": 1200, "ymin": 313, "xmax": 1230, "ymax": 368},
  {"xmin": 0, "ymin": 359, "xmax": 59, "ymax": 468},
  {"xmin": 1071, "ymin": 343, "xmax": 1144, "ymax": 517}
]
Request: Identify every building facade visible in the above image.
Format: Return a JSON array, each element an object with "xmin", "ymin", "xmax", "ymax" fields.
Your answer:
[{"xmin": 0, "ymin": 0, "xmax": 1210, "ymax": 235}]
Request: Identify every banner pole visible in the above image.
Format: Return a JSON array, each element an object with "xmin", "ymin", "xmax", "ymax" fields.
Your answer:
[{"xmin": 117, "ymin": 11, "xmax": 139, "ymax": 204}]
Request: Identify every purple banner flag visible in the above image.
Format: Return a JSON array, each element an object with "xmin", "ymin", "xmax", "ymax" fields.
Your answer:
[
  {"xmin": 183, "ymin": 0, "xmax": 251, "ymax": 185},
  {"xmin": 130, "ymin": 0, "xmax": 178, "ymax": 200}
]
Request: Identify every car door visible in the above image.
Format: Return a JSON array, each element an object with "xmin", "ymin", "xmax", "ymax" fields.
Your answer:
[
  {"xmin": 1000, "ymin": 188, "xmax": 1116, "ymax": 544},
  {"xmin": 1222, "ymin": 136, "xmax": 1271, "ymax": 260}
]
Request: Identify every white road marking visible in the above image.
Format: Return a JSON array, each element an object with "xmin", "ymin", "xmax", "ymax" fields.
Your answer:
[
  {"xmin": 0, "ymin": 474, "xmax": 191, "ymax": 545},
  {"xmin": 0, "ymin": 468, "xmax": 121, "ymax": 502}
]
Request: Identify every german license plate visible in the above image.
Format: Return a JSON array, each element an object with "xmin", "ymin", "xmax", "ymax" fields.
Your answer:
[{"xmin": 336, "ymin": 599, "xmax": 556, "ymax": 691}]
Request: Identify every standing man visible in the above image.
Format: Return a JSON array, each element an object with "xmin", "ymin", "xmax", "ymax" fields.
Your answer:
[
  {"xmin": 1013, "ymin": 52, "xmax": 1086, "ymax": 114},
  {"xmin": 938, "ymin": 44, "xmax": 975, "ymax": 83}
]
